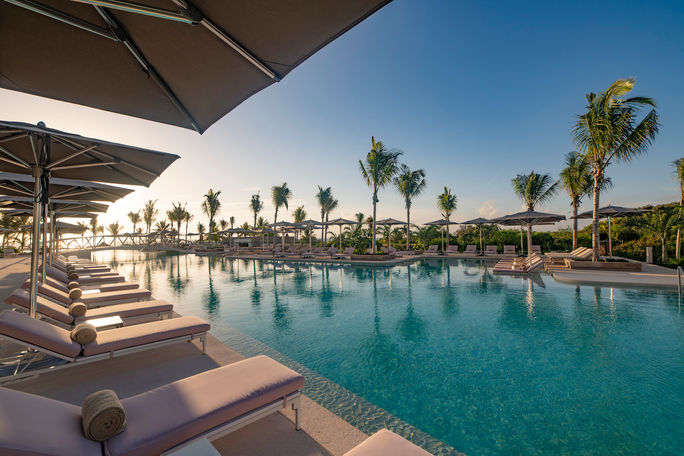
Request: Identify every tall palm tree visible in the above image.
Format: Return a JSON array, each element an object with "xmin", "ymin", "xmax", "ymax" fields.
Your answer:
[
  {"xmin": 560, "ymin": 152, "xmax": 592, "ymax": 250},
  {"xmin": 512, "ymin": 171, "xmax": 559, "ymax": 255},
  {"xmin": 89, "ymin": 216, "xmax": 99, "ymax": 249},
  {"xmin": 574, "ymin": 78, "xmax": 660, "ymax": 260},
  {"xmin": 316, "ymin": 186, "xmax": 332, "ymax": 244},
  {"xmin": 323, "ymin": 196, "xmax": 338, "ymax": 242},
  {"xmin": 219, "ymin": 219, "xmax": 228, "ymax": 231},
  {"xmin": 201, "ymin": 188, "xmax": 222, "ymax": 236},
  {"xmin": 359, "ymin": 137, "xmax": 402, "ymax": 253},
  {"xmin": 673, "ymin": 158, "xmax": 684, "ymax": 259},
  {"xmin": 437, "ymin": 187, "xmax": 457, "ymax": 250},
  {"xmin": 293, "ymin": 206, "xmax": 306, "ymax": 244},
  {"xmin": 142, "ymin": 199, "xmax": 158, "ymax": 234},
  {"xmin": 229, "ymin": 216, "xmax": 235, "ymax": 229},
  {"xmin": 250, "ymin": 193, "xmax": 263, "ymax": 229},
  {"xmin": 183, "ymin": 210, "xmax": 193, "ymax": 240},
  {"xmin": 271, "ymin": 183, "xmax": 291, "ymax": 245},
  {"xmin": 128, "ymin": 210, "xmax": 141, "ymax": 234},
  {"xmin": 107, "ymin": 221, "xmax": 122, "ymax": 247},
  {"xmin": 394, "ymin": 164, "xmax": 426, "ymax": 250},
  {"xmin": 167, "ymin": 202, "xmax": 186, "ymax": 244},
  {"xmin": 196, "ymin": 222, "xmax": 205, "ymax": 242}
]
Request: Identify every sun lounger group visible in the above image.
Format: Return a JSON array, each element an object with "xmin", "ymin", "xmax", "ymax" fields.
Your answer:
[
  {"xmin": 545, "ymin": 246, "xmax": 592, "ymax": 263},
  {"xmin": 492, "ymin": 253, "xmax": 545, "ymax": 274}
]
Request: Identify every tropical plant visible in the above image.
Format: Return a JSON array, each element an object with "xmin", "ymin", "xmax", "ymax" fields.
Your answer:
[
  {"xmin": 89, "ymin": 216, "xmax": 99, "ymax": 248},
  {"xmin": 167, "ymin": 202, "xmax": 187, "ymax": 244},
  {"xmin": 142, "ymin": 199, "xmax": 158, "ymax": 234},
  {"xmin": 155, "ymin": 220, "xmax": 171, "ymax": 232},
  {"xmin": 512, "ymin": 171, "xmax": 559, "ymax": 255},
  {"xmin": 293, "ymin": 206, "xmax": 306, "ymax": 243},
  {"xmin": 219, "ymin": 219, "xmax": 228, "ymax": 231},
  {"xmin": 560, "ymin": 152, "xmax": 593, "ymax": 250},
  {"xmin": 573, "ymin": 78, "xmax": 660, "ymax": 260},
  {"xmin": 636, "ymin": 209, "xmax": 681, "ymax": 263},
  {"xmin": 107, "ymin": 221, "xmax": 122, "ymax": 246},
  {"xmin": 673, "ymin": 158, "xmax": 684, "ymax": 259},
  {"xmin": 196, "ymin": 222, "xmax": 205, "ymax": 242},
  {"xmin": 323, "ymin": 196, "xmax": 338, "ymax": 242},
  {"xmin": 394, "ymin": 164, "xmax": 426, "ymax": 249},
  {"xmin": 359, "ymin": 137, "xmax": 402, "ymax": 253},
  {"xmin": 437, "ymin": 187, "xmax": 457, "ymax": 249},
  {"xmin": 229, "ymin": 216, "xmax": 235, "ymax": 229},
  {"xmin": 250, "ymin": 193, "xmax": 263, "ymax": 229},
  {"xmin": 183, "ymin": 210, "xmax": 193, "ymax": 240},
  {"xmin": 202, "ymin": 188, "xmax": 222, "ymax": 236},
  {"xmin": 316, "ymin": 186, "xmax": 332, "ymax": 244},
  {"xmin": 271, "ymin": 183, "xmax": 291, "ymax": 245},
  {"xmin": 128, "ymin": 210, "xmax": 141, "ymax": 233}
]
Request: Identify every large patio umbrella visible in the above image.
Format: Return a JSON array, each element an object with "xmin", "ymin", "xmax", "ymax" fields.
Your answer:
[
  {"xmin": 1, "ymin": 1, "xmax": 391, "ymax": 133},
  {"xmin": 270, "ymin": 221, "xmax": 295, "ymax": 249},
  {"xmin": 461, "ymin": 217, "xmax": 491, "ymax": 255},
  {"xmin": 494, "ymin": 211, "xmax": 565, "ymax": 256},
  {"xmin": 574, "ymin": 205, "xmax": 648, "ymax": 257},
  {"xmin": 425, "ymin": 219, "xmax": 458, "ymax": 252},
  {"xmin": 299, "ymin": 219, "xmax": 322, "ymax": 248},
  {"xmin": 376, "ymin": 218, "xmax": 408, "ymax": 250},
  {"xmin": 326, "ymin": 217, "xmax": 357, "ymax": 250},
  {"xmin": 0, "ymin": 121, "xmax": 178, "ymax": 318}
]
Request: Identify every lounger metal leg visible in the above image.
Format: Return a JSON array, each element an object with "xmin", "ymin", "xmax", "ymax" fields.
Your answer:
[
  {"xmin": 291, "ymin": 395, "xmax": 302, "ymax": 430},
  {"xmin": 201, "ymin": 334, "xmax": 206, "ymax": 354}
]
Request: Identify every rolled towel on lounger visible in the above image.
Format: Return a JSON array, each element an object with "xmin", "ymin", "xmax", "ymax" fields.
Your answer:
[
  {"xmin": 82, "ymin": 389, "xmax": 127, "ymax": 442},
  {"xmin": 69, "ymin": 302, "xmax": 88, "ymax": 317},
  {"xmin": 68, "ymin": 272, "xmax": 79, "ymax": 281},
  {"xmin": 70, "ymin": 322, "xmax": 97, "ymax": 344},
  {"xmin": 69, "ymin": 288, "xmax": 83, "ymax": 299},
  {"xmin": 68, "ymin": 281, "xmax": 80, "ymax": 290}
]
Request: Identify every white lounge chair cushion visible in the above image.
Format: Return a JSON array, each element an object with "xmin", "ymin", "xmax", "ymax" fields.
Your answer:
[
  {"xmin": 0, "ymin": 387, "xmax": 101, "ymax": 456},
  {"xmin": 0, "ymin": 309, "xmax": 81, "ymax": 358}
]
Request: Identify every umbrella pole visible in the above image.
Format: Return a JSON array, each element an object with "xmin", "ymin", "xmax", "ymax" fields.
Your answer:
[
  {"xmin": 28, "ymin": 171, "xmax": 42, "ymax": 318},
  {"xmin": 49, "ymin": 209, "xmax": 56, "ymax": 266},
  {"xmin": 41, "ymin": 202, "xmax": 48, "ymax": 281},
  {"xmin": 608, "ymin": 217, "xmax": 612, "ymax": 257},
  {"xmin": 339, "ymin": 225, "xmax": 342, "ymax": 250},
  {"xmin": 479, "ymin": 226, "xmax": 482, "ymax": 255},
  {"xmin": 520, "ymin": 225, "xmax": 524, "ymax": 255}
]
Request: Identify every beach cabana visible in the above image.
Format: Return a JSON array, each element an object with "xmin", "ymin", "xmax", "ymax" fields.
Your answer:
[
  {"xmin": 461, "ymin": 217, "xmax": 492, "ymax": 255},
  {"xmin": 493, "ymin": 211, "xmax": 565, "ymax": 257},
  {"xmin": 1, "ymin": 1, "xmax": 391, "ymax": 133},
  {"xmin": 326, "ymin": 218, "xmax": 358, "ymax": 250},
  {"xmin": 573, "ymin": 205, "xmax": 648, "ymax": 257},
  {"xmin": 0, "ymin": 121, "xmax": 178, "ymax": 318}
]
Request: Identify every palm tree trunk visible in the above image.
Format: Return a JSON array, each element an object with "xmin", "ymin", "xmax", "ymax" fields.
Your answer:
[
  {"xmin": 572, "ymin": 201, "xmax": 578, "ymax": 250},
  {"xmin": 527, "ymin": 223, "xmax": 533, "ymax": 257},
  {"xmin": 273, "ymin": 208, "xmax": 278, "ymax": 247},
  {"xmin": 591, "ymin": 172, "xmax": 601, "ymax": 261},
  {"xmin": 662, "ymin": 237, "xmax": 667, "ymax": 263},
  {"xmin": 406, "ymin": 206, "xmax": 411, "ymax": 250},
  {"xmin": 372, "ymin": 192, "xmax": 377, "ymax": 254},
  {"xmin": 320, "ymin": 210, "xmax": 325, "ymax": 247},
  {"xmin": 445, "ymin": 216, "xmax": 450, "ymax": 249},
  {"xmin": 253, "ymin": 213, "xmax": 257, "ymax": 230}
]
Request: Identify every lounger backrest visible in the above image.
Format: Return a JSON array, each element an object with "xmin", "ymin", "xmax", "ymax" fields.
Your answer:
[
  {"xmin": 46, "ymin": 265, "xmax": 69, "ymax": 283},
  {"xmin": 531, "ymin": 245, "xmax": 542, "ymax": 253},
  {"xmin": 465, "ymin": 245, "xmax": 476, "ymax": 253},
  {"xmin": 486, "ymin": 245, "xmax": 497, "ymax": 253},
  {"xmin": 503, "ymin": 245, "xmax": 515, "ymax": 253},
  {"xmin": 6, "ymin": 288, "xmax": 73, "ymax": 325},
  {"xmin": 0, "ymin": 310, "xmax": 81, "ymax": 358},
  {"xmin": 427, "ymin": 245, "xmax": 438, "ymax": 252}
]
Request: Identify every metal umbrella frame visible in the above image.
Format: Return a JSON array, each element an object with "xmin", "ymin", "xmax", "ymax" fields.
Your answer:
[
  {"xmin": 375, "ymin": 218, "xmax": 408, "ymax": 251},
  {"xmin": 326, "ymin": 217, "xmax": 357, "ymax": 250},
  {"xmin": 573, "ymin": 205, "xmax": 649, "ymax": 257},
  {"xmin": 461, "ymin": 217, "xmax": 491, "ymax": 255},
  {"xmin": 0, "ymin": 121, "xmax": 178, "ymax": 318},
  {"xmin": 493, "ymin": 211, "xmax": 566, "ymax": 256},
  {"xmin": 1, "ymin": 0, "xmax": 391, "ymax": 133}
]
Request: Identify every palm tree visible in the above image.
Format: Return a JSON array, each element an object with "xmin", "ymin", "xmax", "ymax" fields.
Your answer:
[
  {"xmin": 560, "ymin": 152, "xmax": 592, "ymax": 250},
  {"xmin": 197, "ymin": 222, "xmax": 206, "ymax": 242},
  {"xmin": 201, "ymin": 189, "xmax": 222, "ymax": 237},
  {"xmin": 293, "ymin": 206, "xmax": 306, "ymax": 244},
  {"xmin": 250, "ymin": 193, "xmax": 263, "ymax": 229},
  {"xmin": 167, "ymin": 202, "xmax": 186, "ymax": 244},
  {"xmin": 89, "ymin": 216, "xmax": 99, "ymax": 248},
  {"xmin": 673, "ymin": 158, "xmax": 684, "ymax": 259},
  {"xmin": 574, "ymin": 78, "xmax": 660, "ymax": 260},
  {"xmin": 219, "ymin": 219, "xmax": 228, "ymax": 231},
  {"xmin": 128, "ymin": 210, "xmax": 141, "ymax": 234},
  {"xmin": 637, "ymin": 209, "xmax": 681, "ymax": 263},
  {"xmin": 142, "ymin": 199, "xmax": 158, "ymax": 234},
  {"xmin": 512, "ymin": 171, "xmax": 559, "ymax": 255},
  {"xmin": 437, "ymin": 187, "xmax": 457, "ymax": 250},
  {"xmin": 316, "ymin": 186, "xmax": 332, "ymax": 244},
  {"xmin": 394, "ymin": 164, "xmax": 426, "ymax": 250},
  {"xmin": 183, "ymin": 210, "xmax": 193, "ymax": 240},
  {"xmin": 323, "ymin": 196, "xmax": 338, "ymax": 242},
  {"xmin": 155, "ymin": 220, "xmax": 171, "ymax": 232},
  {"xmin": 107, "ymin": 221, "xmax": 122, "ymax": 247},
  {"xmin": 359, "ymin": 137, "xmax": 402, "ymax": 253},
  {"xmin": 229, "ymin": 216, "xmax": 235, "ymax": 229},
  {"xmin": 271, "ymin": 183, "xmax": 291, "ymax": 245}
]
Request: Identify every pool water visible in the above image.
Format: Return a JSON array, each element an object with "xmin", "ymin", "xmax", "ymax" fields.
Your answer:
[{"xmin": 93, "ymin": 250, "xmax": 684, "ymax": 455}]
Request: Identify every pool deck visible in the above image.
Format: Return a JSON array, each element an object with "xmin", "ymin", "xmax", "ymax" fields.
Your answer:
[
  {"xmin": 546, "ymin": 259, "xmax": 679, "ymax": 289},
  {"xmin": 0, "ymin": 256, "xmax": 369, "ymax": 456}
]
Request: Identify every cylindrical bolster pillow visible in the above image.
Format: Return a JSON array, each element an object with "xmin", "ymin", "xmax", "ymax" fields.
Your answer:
[
  {"xmin": 68, "ymin": 272, "xmax": 79, "ymax": 281},
  {"xmin": 70, "ymin": 323, "xmax": 97, "ymax": 344},
  {"xmin": 82, "ymin": 389, "xmax": 126, "ymax": 442},
  {"xmin": 69, "ymin": 288, "xmax": 83, "ymax": 300},
  {"xmin": 68, "ymin": 302, "xmax": 87, "ymax": 318},
  {"xmin": 67, "ymin": 281, "xmax": 80, "ymax": 290}
]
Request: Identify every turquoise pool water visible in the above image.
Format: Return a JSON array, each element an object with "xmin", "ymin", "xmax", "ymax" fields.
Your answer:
[{"xmin": 93, "ymin": 250, "xmax": 683, "ymax": 455}]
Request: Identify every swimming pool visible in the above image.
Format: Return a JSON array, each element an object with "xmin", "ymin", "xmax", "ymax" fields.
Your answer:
[{"xmin": 93, "ymin": 250, "xmax": 684, "ymax": 455}]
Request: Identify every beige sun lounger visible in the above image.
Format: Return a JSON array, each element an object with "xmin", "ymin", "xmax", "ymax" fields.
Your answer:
[
  {"xmin": 0, "ymin": 355, "xmax": 304, "ymax": 456},
  {"xmin": 39, "ymin": 274, "xmax": 139, "ymax": 293},
  {"xmin": 484, "ymin": 245, "xmax": 498, "ymax": 255},
  {"xmin": 444, "ymin": 245, "xmax": 459, "ymax": 255},
  {"xmin": 531, "ymin": 245, "xmax": 542, "ymax": 254},
  {"xmin": 6, "ymin": 288, "xmax": 173, "ymax": 327},
  {"xmin": 425, "ymin": 245, "xmax": 439, "ymax": 254},
  {"xmin": 344, "ymin": 429, "xmax": 432, "ymax": 456},
  {"xmin": 47, "ymin": 266, "xmax": 125, "ymax": 285},
  {"xmin": 493, "ymin": 253, "xmax": 544, "ymax": 274},
  {"xmin": 27, "ymin": 281, "xmax": 151, "ymax": 308},
  {"xmin": 464, "ymin": 245, "xmax": 477, "ymax": 254},
  {"xmin": 0, "ymin": 310, "xmax": 209, "ymax": 382},
  {"xmin": 54, "ymin": 259, "xmax": 111, "ymax": 273},
  {"xmin": 334, "ymin": 247, "xmax": 355, "ymax": 259},
  {"xmin": 545, "ymin": 247, "xmax": 592, "ymax": 263},
  {"xmin": 503, "ymin": 245, "xmax": 516, "ymax": 255}
]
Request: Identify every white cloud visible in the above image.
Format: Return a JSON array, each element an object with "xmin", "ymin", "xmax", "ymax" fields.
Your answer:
[{"xmin": 478, "ymin": 200, "xmax": 497, "ymax": 218}]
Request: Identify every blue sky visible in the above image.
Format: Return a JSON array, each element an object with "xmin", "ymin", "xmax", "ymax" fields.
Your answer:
[{"xmin": 1, "ymin": 0, "xmax": 683, "ymax": 231}]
